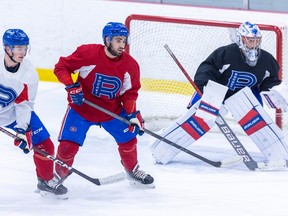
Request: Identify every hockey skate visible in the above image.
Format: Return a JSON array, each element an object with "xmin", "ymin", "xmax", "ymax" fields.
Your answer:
[
  {"xmin": 37, "ymin": 175, "xmax": 68, "ymax": 200},
  {"xmin": 126, "ymin": 163, "xmax": 155, "ymax": 188}
]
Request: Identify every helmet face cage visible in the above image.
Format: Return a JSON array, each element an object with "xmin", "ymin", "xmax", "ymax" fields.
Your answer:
[
  {"xmin": 3, "ymin": 29, "xmax": 30, "ymax": 55},
  {"xmin": 102, "ymin": 22, "xmax": 129, "ymax": 44},
  {"xmin": 236, "ymin": 21, "xmax": 262, "ymax": 66}
]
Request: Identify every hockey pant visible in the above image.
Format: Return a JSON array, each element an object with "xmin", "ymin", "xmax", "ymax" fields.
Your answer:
[{"xmin": 225, "ymin": 87, "xmax": 288, "ymax": 161}]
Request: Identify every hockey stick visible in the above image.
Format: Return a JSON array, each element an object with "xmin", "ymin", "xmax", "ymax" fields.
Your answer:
[
  {"xmin": 164, "ymin": 44, "xmax": 259, "ymax": 171},
  {"xmin": 0, "ymin": 127, "xmax": 126, "ymax": 186},
  {"xmin": 83, "ymin": 99, "xmax": 242, "ymax": 168}
]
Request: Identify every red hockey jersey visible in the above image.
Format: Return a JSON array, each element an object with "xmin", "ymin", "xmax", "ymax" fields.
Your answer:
[{"xmin": 54, "ymin": 44, "xmax": 141, "ymax": 122}]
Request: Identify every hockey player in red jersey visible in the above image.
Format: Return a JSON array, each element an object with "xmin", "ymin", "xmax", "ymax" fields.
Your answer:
[
  {"xmin": 54, "ymin": 22, "xmax": 154, "ymax": 188},
  {"xmin": 1, "ymin": 29, "xmax": 67, "ymax": 198}
]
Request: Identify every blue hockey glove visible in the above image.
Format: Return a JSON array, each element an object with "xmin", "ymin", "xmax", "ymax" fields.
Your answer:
[
  {"xmin": 65, "ymin": 82, "xmax": 84, "ymax": 106},
  {"xmin": 126, "ymin": 110, "xmax": 145, "ymax": 136},
  {"xmin": 14, "ymin": 127, "xmax": 32, "ymax": 154}
]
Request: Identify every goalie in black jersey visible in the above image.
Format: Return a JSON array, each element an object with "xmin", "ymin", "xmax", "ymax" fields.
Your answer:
[
  {"xmin": 150, "ymin": 21, "xmax": 288, "ymax": 166},
  {"xmin": 194, "ymin": 21, "xmax": 281, "ymax": 103}
]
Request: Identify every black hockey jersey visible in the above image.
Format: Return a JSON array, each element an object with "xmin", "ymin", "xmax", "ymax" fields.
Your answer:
[{"xmin": 194, "ymin": 43, "xmax": 281, "ymax": 100}]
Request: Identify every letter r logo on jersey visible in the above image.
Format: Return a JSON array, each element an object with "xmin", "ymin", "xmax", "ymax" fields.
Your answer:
[
  {"xmin": 227, "ymin": 70, "xmax": 257, "ymax": 90},
  {"xmin": 0, "ymin": 84, "xmax": 17, "ymax": 108},
  {"xmin": 92, "ymin": 74, "xmax": 122, "ymax": 99}
]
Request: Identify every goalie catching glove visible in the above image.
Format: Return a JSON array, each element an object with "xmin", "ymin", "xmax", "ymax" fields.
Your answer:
[
  {"xmin": 14, "ymin": 127, "xmax": 33, "ymax": 154},
  {"xmin": 260, "ymin": 83, "xmax": 288, "ymax": 112},
  {"xmin": 126, "ymin": 111, "xmax": 145, "ymax": 136}
]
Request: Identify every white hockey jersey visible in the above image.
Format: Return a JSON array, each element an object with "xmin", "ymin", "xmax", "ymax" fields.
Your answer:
[{"xmin": 0, "ymin": 53, "xmax": 39, "ymax": 130}]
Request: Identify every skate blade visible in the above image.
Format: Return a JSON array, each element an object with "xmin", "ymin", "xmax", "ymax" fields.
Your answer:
[
  {"xmin": 128, "ymin": 180, "xmax": 155, "ymax": 189},
  {"xmin": 39, "ymin": 190, "xmax": 69, "ymax": 200}
]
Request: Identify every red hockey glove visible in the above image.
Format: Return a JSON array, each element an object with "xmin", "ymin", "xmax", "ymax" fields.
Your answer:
[
  {"xmin": 65, "ymin": 82, "xmax": 84, "ymax": 106},
  {"xmin": 126, "ymin": 110, "xmax": 145, "ymax": 136},
  {"xmin": 14, "ymin": 127, "xmax": 33, "ymax": 154}
]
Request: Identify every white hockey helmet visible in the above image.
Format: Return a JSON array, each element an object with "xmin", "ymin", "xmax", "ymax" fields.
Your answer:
[{"xmin": 236, "ymin": 21, "xmax": 262, "ymax": 67}]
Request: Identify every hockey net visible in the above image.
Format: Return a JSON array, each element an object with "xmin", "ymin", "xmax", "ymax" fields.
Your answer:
[{"xmin": 125, "ymin": 14, "xmax": 288, "ymax": 134}]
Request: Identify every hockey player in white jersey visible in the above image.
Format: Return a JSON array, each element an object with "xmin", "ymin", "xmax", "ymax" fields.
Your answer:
[
  {"xmin": 0, "ymin": 29, "xmax": 67, "ymax": 198},
  {"xmin": 150, "ymin": 21, "xmax": 288, "ymax": 166}
]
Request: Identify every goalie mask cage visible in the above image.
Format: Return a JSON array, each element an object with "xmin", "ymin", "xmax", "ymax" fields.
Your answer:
[{"xmin": 125, "ymin": 14, "xmax": 288, "ymax": 133}]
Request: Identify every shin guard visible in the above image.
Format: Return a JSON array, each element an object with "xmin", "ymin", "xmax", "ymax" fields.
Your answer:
[
  {"xmin": 150, "ymin": 101, "xmax": 213, "ymax": 164},
  {"xmin": 56, "ymin": 140, "xmax": 80, "ymax": 178},
  {"xmin": 33, "ymin": 138, "xmax": 55, "ymax": 181},
  {"xmin": 118, "ymin": 138, "xmax": 138, "ymax": 171}
]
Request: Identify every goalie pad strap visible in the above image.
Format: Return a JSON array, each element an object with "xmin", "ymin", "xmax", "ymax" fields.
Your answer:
[
  {"xmin": 195, "ymin": 80, "xmax": 228, "ymax": 125},
  {"xmin": 238, "ymin": 108, "xmax": 267, "ymax": 136},
  {"xmin": 180, "ymin": 115, "xmax": 210, "ymax": 140}
]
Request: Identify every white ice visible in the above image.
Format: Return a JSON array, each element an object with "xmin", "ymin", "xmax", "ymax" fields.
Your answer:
[{"xmin": 0, "ymin": 82, "xmax": 288, "ymax": 216}]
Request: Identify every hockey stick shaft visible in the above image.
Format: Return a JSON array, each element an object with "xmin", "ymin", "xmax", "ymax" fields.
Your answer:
[
  {"xmin": 83, "ymin": 99, "xmax": 242, "ymax": 167},
  {"xmin": 164, "ymin": 44, "xmax": 258, "ymax": 171},
  {"xmin": 0, "ymin": 127, "xmax": 126, "ymax": 185}
]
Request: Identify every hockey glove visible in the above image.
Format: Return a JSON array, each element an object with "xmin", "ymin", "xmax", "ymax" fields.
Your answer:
[
  {"xmin": 126, "ymin": 110, "xmax": 145, "ymax": 136},
  {"xmin": 14, "ymin": 127, "xmax": 33, "ymax": 154},
  {"xmin": 260, "ymin": 84, "xmax": 288, "ymax": 112},
  {"xmin": 65, "ymin": 82, "xmax": 84, "ymax": 106}
]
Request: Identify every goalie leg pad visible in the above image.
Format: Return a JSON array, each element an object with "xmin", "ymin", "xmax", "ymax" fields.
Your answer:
[
  {"xmin": 195, "ymin": 80, "xmax": 228, "ymax": 125},
  {"xmin": 150, "ymin": 102, "xmax": 213, "ymax": 164},
  {"xmin": 225, "ymin": 87, "xmax": 288, "ymax": 161}
]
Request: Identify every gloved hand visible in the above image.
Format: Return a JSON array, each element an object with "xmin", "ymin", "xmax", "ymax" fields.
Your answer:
[
  {"xmin": 187, "ymin": 91, "xmax": 201, "ymax": 109},
  {"xmin": 260, "ymin": 85, "xmax": 288, "ymax": 112},
  {"xmin": 65, "ymin": 82, "xmax": 84, "ymax": 106},
  {"xmin": 14, "ymin": 127, "xmax": 32, "ymax": 154},
  {"xmin": 126, "ymin": 110, "xmax": 145, "ymax": 136}
]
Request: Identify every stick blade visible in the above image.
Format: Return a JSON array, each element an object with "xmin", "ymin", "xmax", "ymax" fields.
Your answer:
[
  {"xmin": 220, "ymin": 155, "xmax": 244, "ymax": 167},
  {"xmin": 98, "ymin": 172, "xmax": 127, "ymax": 185}
]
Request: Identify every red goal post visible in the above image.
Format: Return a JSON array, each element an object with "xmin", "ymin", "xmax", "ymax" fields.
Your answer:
[{"xmin": 125, "ymin": 14, "xmax": 287, "ymax": 131}]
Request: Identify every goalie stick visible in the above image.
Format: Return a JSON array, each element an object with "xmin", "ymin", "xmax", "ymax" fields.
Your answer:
[
  {"xmin": 163, "ymin": 44, "xmax": 260, "ymax": 171},
  {"xmin": 0, "ymin": 127, "xmax": 126, "ymax": 186},
  {"xmin": 83, "ymin": 99, "xmax": 242, "ymax": 168},
  {"xmin": 164, "ymin": 44, "xmax": 288, "ymax": 171}
]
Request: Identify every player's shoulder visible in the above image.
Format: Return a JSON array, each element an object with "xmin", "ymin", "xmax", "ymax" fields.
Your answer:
[
  {"xmin": 122, "ymin": 52, "xmax": 138, "ymax": 64},
  {"xmin": 77, "ymin": 43, "xmax": 102, "ymax": 51},
  {"xmin": 209, "ymin": 43, "xmax": 236, "ymax": 56},
  {"xmin": 257, "ymin": 48, "xmax": 278, "ymax": 67},
  {"xmin": 20, "ymin": 58, "xmax": 39, "ymax": 83},
  {"xmin": 122, "ymin": 52, "xmax": 140, "ymax": 72},
  {"xmin": 75, "ymin": 44, "xmax": 103, "ymax": 57},
  {"xmin": 215, "ymin": 43, "xmax": 238, "ymax": 52},
  {"xmin": 260, "ymin": 48, "xmax": 275, "ymax": 59}
]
